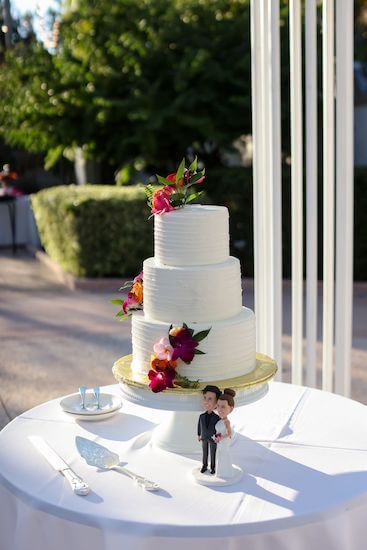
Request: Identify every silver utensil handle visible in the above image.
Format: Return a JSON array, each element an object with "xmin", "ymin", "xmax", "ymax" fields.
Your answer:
[
  {"xmin": 62, "ymin": 468, "xmax": 90, "ymax": 496},
  {"xmin": 114, "ymin": 465, "xmax": 160, "ymax": 491}
]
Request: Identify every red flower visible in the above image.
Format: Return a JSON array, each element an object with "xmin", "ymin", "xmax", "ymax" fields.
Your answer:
[
  {"xmin": 170, "ymin": 327, "xmax": 199, "ymax": 364},
  {"xmin": 148, "ymin": 367, "xmax": 176, "ymax": 393},
  {"xmin": 151, "ymin": 186, "xmax": 175, "ymax": 215}
]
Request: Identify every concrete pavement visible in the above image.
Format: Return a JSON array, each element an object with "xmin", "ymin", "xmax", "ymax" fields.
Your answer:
[{"xmin": 0, "ymin": 248, "xmax": 366, "ymax": 430}]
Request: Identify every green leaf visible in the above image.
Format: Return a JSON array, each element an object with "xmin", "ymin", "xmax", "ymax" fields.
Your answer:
[
  {"xmin": 194, "ymin": 349, "xmax": 206, "ymax": 355},
  {"xmin": 170, "ymin": 191, "xmax": 185, "ymax": 207},
  {"xmin": 145, "ymin": 184, "xmax": 158, "ymax": 207},
  {"xmin": 110, "ymin": 299, "xmax": 123, "ymax": 305},
  {"xmin": 169, "ymin": 191, "xmax": 185, "ymax": 202},
  {"xmin": 118, "ymin": 280, "xmax": 134, "ymax": 290},
  {"xmin": 117, "ymin": 314, "xmax": 130, "ymax": 321},
  {"xmin": 185, "ymin": 190, "xmax": 204, "ymax": 203},
  {"xmin": 193, "ymin": 328, "xmax": 211, "ymax": 342},
  {"xmin": 189, "ymin": 156, "xmax": 198, "ymax": 173},
  {"xmin": 174, "ymin": 373, "xmax": 200, "ymax": 389},
  {"xmin": 156, "ymin": 175, "xmax": 173, "ymax": 186},
  {"xmin": 115, "ymin": 310, "xmax": 125, "ymax": 317},
  {"xmin": 175, "ymin": 158, "xmax": 186, "ymax": 183},
  {"xmin": 45, "ymin": 145, "xmax": 64, "ymax": 170},
  {"xmin": 186, "ymin": 170, "xmax": 205, "ymax": 187}
]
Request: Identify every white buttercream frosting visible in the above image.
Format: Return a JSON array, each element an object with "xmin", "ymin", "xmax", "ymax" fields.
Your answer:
[
  {"xmin": 143, "ymin": 256, "xmax": 242, "ymax": 323},
  {"xmin": 154, "ymin": 205, "xmax": 230, "ymax": 266},
  {"xmin": 132, "ymin": 308, "xmax": 256, "ymax": 381}
]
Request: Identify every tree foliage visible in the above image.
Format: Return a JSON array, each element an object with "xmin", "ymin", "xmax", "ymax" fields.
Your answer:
[
  {"xmin": 0, "ymin": 0, "xmax": 251, "ymax": 171},
  {"xmin": 1, "ymin": 0, "xmax": 367, "ymax": 175}
]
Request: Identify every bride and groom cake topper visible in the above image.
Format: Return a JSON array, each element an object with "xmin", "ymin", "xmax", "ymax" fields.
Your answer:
[{"xmin": 197, "ymin": 385, "xmax": 242, "ymax": 484}]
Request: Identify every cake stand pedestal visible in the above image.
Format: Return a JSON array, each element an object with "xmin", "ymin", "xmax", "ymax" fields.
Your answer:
[{"xmin": 113, "ymin": 353, "xmax": 277, "ymax": 455}]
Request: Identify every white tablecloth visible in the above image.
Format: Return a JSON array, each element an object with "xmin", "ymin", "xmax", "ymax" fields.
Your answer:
[
  {"xmin": 0, "ymin": 195, "xmax": 39, "ymax": 247},
  {"xmin": 1, "ymin": 382, "xmax": 367, "ymax": 550}
]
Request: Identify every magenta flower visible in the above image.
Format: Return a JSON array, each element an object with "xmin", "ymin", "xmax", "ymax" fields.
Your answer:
[
  {"xmin": 151, "ymin": 186, "xmax": 175, "ymax": 215},
  {"xmin": 193, "ymin": 174, "xmax": 205, "ymax": 184},
  {"xmin": 170, "ymin": 327, "xmax": 199, "ymax": 364},
  {"xmin": 148, "ymin": 367, "xmax": 176, "ymax": 393}
]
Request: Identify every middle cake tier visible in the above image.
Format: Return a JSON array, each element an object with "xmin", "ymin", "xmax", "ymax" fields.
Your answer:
[
  {"xmin": 143, "ymin": 256, "xmax": 243, "ymax": 323},
  {"xmin": 132, "ymin": 308, "xmax": 256, "ymax": 382}
]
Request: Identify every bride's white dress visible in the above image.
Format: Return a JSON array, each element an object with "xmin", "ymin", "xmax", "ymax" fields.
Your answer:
[{"xmin": 215, "ymin": 419, "xmax": 236, "ymax": 479}]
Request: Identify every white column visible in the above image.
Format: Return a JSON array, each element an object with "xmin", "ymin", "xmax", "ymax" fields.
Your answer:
[
  {"xmin": 322, "ymin": 0, "xmax": 335, "ymax": 392},
  {"xmin": 260, "ymin": 0, "xmax": 272, "ymax": 356},
  {"xmin": 289, "ymin": 0, "xmax": 303, "ymax": 385},
  {"xmin": 268, "ymin": 0, "xmax": 283, "ymax": 376},
  {"xmin": 250, "ymin": 0, "xmax": 266, "ymax": 354},
  {"xmin": 335, "ymin": 0, "xmax": 354, "ymax": 396},
  {"xmin": 305, "ymin": 0, "xmax": 318, "ymax": 387}
]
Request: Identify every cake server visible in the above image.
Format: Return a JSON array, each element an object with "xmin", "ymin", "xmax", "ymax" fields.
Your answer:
[
  {"xmin": 75, "ymin": 436, "xmax": 160, "ymax": 492},
  {"xmin": 29, "ymin": 436, "xmax": 90, "ymax": 496}
]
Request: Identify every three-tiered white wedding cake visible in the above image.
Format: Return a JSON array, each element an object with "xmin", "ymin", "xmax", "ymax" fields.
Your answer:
[{"xmin": 131, "ymin": 205, "xmax": 256, "ymax": 382}]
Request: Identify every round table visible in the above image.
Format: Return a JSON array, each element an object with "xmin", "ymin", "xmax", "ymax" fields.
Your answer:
[{"xmin": 1, "ymin": 382, "xmax": 367, "ymax": 550}]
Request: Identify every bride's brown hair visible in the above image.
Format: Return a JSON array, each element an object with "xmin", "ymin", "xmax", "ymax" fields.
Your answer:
[{"xmin": 218, "ymin": 388, "xmax": 236, "ymax": 408}]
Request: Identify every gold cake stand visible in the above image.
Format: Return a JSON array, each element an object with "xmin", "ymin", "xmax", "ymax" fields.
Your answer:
[{"xmin": 112, "ymin": 353, "xmax": 277, "ymax": 454}]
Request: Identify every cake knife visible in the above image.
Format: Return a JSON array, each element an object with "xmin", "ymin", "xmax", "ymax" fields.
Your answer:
[{"xmin": 29, "ymin": 436, "xmax": 90, "ymax": 496}]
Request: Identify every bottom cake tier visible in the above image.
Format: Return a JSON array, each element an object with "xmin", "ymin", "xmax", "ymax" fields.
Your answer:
[{"xmin": 131, "ymin": 307, "xmax": 256, "ymax": 382}]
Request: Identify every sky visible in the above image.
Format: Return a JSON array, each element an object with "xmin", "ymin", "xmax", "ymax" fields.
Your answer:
[
  {"xmin": 10, "ymin": 0, "xmax": 60, "ymax": 43},
  {"xmin": 11, "ymin": 0, "xmax": 56, "ymax": 16}
]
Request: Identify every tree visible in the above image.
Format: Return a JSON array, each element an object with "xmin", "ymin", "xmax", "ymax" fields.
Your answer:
[
  {"xmin": 0, "ymin": 0, "xmax": 252, "ymax": 174},
  {"xmin": 1, "ymin": 0, "xmax": 366, "ymax": 177}
]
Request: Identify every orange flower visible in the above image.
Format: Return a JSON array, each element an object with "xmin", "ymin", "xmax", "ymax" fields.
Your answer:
[
  {"xmin": 150, "ymin": 354, "xmax": 177, "ymax": 372},
  {"xmin": 130, "ymin": 281, "xmax": 143, "ymax": 304},
  {"xmin": 169, "ymin": 326, "xmax": 184, "ymax": 338}
]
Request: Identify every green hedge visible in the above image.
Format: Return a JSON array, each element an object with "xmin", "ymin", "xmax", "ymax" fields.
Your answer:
[
  {"xmin": 31, "ymin": 171, "xmax": 367, "ymax": 280},
  {"xmin": 31, "ymin": 185, "xmax": 153, "ymax": 277}
]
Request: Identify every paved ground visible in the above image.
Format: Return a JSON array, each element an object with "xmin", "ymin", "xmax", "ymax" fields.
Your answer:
[{"xmin": 0, "ymin": 248, "xmax": 366, "ymax": 430}]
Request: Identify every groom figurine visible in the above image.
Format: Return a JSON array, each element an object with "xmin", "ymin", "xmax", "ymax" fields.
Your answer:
[{"xmin": 198, "ymin": 385, "xmax": 221, "ymax": 474}]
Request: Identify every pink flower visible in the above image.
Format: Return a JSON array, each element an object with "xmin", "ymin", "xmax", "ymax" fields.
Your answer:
[
  {"xmin": 170, "ymin": 327, "xmax": 199, "ymax": 364},
  {"xmin": 148, "ymin": 367, "xmax": 176, "ymax": 393},
  {"xmin": 151, "ymin": 186, "xmax": 175, "ymax": 215},
  {"xmin": 153, "ymin": 337, "xmax": 174, "ymax": 361},
  {"xmin": 133, "ymin": 271, "xmax": 144, "ymax": 284},
  {"xmin": 122, "ymin": 292, "xmax": 140, "ymax": 314}
]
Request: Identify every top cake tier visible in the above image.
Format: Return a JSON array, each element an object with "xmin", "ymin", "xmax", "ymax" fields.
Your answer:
[{"xmin": 154, "ymin": 205, "xmax": 229, "ymax": 266}]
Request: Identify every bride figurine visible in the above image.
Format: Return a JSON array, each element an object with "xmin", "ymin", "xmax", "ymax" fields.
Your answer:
[{"xmin": 212, "ymin": 388, "xmax": 242, "ymax": 483}]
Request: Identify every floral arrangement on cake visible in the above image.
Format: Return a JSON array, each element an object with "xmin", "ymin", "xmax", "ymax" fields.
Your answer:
[
  {"xmin": 111, "ymin": 271, "xmax": 143, "ymax": 320},
  {"xmin": 146, "ymin": 157, "xmax": 205, "ymax": 216},
  {"xmin": 148, "ymin": 323, "xmax": 211, "ymax": 392}
]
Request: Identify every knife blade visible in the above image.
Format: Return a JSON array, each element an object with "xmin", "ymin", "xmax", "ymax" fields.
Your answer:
[{"xmin": 29, "ymin": 436, "xmax": 90, "ymax": 496}]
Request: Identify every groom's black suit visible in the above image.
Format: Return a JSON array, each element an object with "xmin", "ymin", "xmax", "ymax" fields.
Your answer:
[{"xmin": 198, "ymin": 411, "xmax": 219, "ymax": 471}]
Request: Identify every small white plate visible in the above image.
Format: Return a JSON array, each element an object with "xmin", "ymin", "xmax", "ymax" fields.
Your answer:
[{"xmin": 60, "ymin": 393, "xmax": 122, "ymax": 420}]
